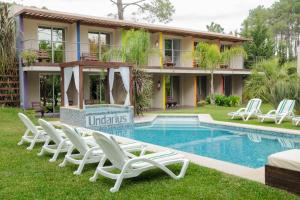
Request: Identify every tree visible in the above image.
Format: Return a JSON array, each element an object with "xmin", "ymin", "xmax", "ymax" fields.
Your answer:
[
  {"xmin": 108, "ymin": 0, "xmax": 175, "ymax": 23},
  {"xmin": 206, "ymin": 22, "xmax": 225, "ymax": 33},
  {"xmin": 103, "ymin": 29, "xmax": 153, "ymax": 115},
  {"xmin": 241, "ymin": 6, "xmax": 274, "ymax": 67},
  {"xmin": 194, "ymin": 43, "xmax": 247, "ymax": 104}
]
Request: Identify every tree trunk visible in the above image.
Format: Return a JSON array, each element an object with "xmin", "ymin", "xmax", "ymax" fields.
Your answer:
[
  {"xmin": 117, "ymin": 0, "xmax": 124, "ymax": 20},
  {"xmin": 210, "ymin": 70, "xmax": 215, "ymax": 104}
]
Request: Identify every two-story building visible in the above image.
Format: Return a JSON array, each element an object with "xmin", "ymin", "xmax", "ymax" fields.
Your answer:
[{"xmin": 12, "ymin": 6, "xmax": 250, "ymax": 110}]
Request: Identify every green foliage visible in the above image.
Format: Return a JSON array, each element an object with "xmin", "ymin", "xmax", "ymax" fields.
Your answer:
[
  {"xmin": 194, "ymin": 42, "xmax": 246, "ymax": 104},
  {"xmin": 206, "ymin": 22, "xmax": 225, "ymax": 33},
  {"xmin": 133, "ymin": 69, "xmax": 153, "ymax": 115},
  {"xmin": 0, "ymin": 3, "xmax": 16, "ymax": 72},
  {"xmin": 241, "ymin": 6, "xmax": 275, "ymax": 67},
  {"xmin": 21, "ymin": 51, "xmax": 37, "ymax": 66},
  {"xmin": 244, "ymin": 58, "xmax": 299, "ymax": 110},
  {"xmin": 103, "ymin": 29, "xmax": 153, "ymax": 115},
  {"xmin": 277, "ymin": 41, "xmax": 288, "ymax": 66},
  {"xmin": 207, "ymin": 94, "xmax": 240, "ymax": 107},
  {"xmin": 241, "ymin": 1, "xmax": 300, "ymax": 66}
]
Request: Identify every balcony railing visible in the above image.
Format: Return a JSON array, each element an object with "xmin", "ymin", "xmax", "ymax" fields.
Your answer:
[{"xmin": 21, "ymin": 39, "xmax": 245, "ymax": 69}]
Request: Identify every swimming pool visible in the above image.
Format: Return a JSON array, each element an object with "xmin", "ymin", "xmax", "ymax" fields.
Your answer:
[{"xmin": 104, "ymin": 116, "xmax": 300, "ymax": 168}]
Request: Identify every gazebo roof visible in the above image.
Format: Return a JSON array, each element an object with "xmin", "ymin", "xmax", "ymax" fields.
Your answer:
[{"xmin": 59, "ymin": 61, "xmax": 133, "ymax": 69}]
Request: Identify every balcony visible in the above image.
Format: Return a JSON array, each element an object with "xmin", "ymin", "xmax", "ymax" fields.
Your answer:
[{"xmin": 21, "ymin": 40, "xmax": 244, "ymax": 70}]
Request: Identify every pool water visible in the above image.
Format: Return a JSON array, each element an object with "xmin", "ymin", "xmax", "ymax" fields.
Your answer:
[{"xmin": 104, "ymin": 116, "xmax": 300, "ymax": 168}]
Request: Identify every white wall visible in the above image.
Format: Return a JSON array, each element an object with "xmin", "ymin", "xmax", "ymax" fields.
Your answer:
[
  {"xmin": 151, "ymin": 75, "xmax": 164, "ymax": 109},
  {"xmin": 27, "ymin": 71, "xmax": 40, "ymax": 107},
  {"xmin": 181, "ymin": 36, "xmax": 193, "ymax": 67},
  {"xmin": 180, "ymin": 75, "xmax": 195, "ymax": 106}
]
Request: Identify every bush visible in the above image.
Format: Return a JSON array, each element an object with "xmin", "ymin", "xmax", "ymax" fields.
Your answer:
[
  {"xmin": 21, "ymin": 50, "xmax": 37, "ymax": 66},
  {"xmin": 206, "ymin": 94, "xmax": 240, "ymax": 107}
]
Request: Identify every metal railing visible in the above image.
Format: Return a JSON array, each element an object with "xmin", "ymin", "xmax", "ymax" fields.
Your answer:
[{"xmin": 21, "ymin": 39, "xmax": 245, "ymax": 69}]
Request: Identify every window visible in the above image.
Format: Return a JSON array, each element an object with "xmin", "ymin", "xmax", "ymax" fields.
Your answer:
[
  {"xmin": 88, "ymin": 32, "xmax": 111, "ymax": 59},
  {"xmin": 38, "ymin": 26, "xmax": 65, "ymax": 63},
  {"xmin": 164, "ymin": 39, "xmax": 180, "ymax": 66},
  {"xmin": 220, "ymin": 44, "xmax": 231, "ymax": 52}
]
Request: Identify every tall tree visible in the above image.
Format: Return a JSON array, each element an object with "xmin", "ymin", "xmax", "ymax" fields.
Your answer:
[
  {"xmin": 241, "ymin": 6, "xmax": 274, "ymax": 67},
  {"xmin": 206, "ymin": 22, "xmax": 225, "ymax": 33},
  {"xmin": 108, "ymin": 0, "xmax": 175, "ymax": 23}
]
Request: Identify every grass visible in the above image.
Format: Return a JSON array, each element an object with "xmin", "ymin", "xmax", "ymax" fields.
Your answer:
[
  {"xmin": 148, "ymin": 104, "xmax": 300, "ymax": 131},
  {"xmin": 0, "ymin": 107, "xmax": 299, "ymax": 199}
]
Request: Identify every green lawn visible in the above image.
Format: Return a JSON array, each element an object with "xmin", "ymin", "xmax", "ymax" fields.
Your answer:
[
  {"xmin": 149, "ymin": 104, "xmax": 300, "ymax": 131},
  {"xmin": 0, "ymin": 107, "xmax": 299, "ymax": 199}
]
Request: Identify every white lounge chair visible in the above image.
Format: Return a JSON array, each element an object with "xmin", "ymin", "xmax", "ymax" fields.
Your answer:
[
  {"xmin": 89, "ymin": 131, "xmax": 190, "ymax": 193},
  {"xmin": 228, "ymin": 98, "xmax": 262, "ymax": 121},
  {"xmin": 18, "ymin": 113, "xmax": 48, "ymax": 150},
  {"xmin": 59, "ymin": 124, "xmax": 146, "ymax": 175},
  {"xmin": 292, "ymin": 117, "xmax": 300, "ymax": 126},
  {"xmin": 37, "ymin": 119, "xmax": 72, "ymax": 162},
  {"xmin": 258, "ymin": 99, "xmax": 295, "ymax": 124}
]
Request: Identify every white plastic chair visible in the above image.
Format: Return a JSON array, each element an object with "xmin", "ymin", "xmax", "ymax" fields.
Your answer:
[
  {"xmin": 89, "ymin": 131, "xmax": 190, "ymax": 193},
  {"xmin": 59, "ymin": 124, "xmax": 103, "ymax": 175},
  {"xmin": 228, "ymin": 98, "xmax": 262, "ymax": 121},
  {"xmin": 18, "ymin": 113, "xmax": 48, "ymax": 150},
  {"xmin": 258, "ymin": 99, "xmax": 295, "ymax": 124},
  {"xmin": 60, "ymin": 124, "xmax": 146, "ymax": 175},
  {"xmin": 38, "ymin": 119, "xmax": 72, "ymax": 162}
]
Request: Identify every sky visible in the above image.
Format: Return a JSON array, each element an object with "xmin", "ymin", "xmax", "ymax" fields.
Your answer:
[{"xmin": 3, "ymin": 0, "xmax": 276, "ymax": 33}]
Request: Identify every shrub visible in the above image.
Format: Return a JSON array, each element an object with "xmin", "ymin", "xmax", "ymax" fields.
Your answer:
[
  {"xmin": 206, "ymin": 94, "xmax": 240, "ymax": 107},
  {"xmin": 21, "ymin": 50, "xmax": 37, "ymax": 66}
]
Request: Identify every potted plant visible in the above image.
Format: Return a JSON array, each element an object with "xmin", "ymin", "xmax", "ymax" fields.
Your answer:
[{"xmin": 21, "ymin": 50, "xmax": 37, "ymax": 66}]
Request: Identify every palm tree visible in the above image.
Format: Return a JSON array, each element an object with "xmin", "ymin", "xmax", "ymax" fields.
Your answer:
[
  {"xmin": 244, "ymin": 58, "xmax": 299, "ymax": 109},
  {"xmin": 102, "ymin": 29, "xmax": 154, "ymax": 115},
  {"xmin": 194, "ymin": 43, "xmax": 247, "ymax": 104}
]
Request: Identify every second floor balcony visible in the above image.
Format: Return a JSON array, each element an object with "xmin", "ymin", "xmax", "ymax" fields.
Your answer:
[{"xmin": 21, "ymin": 39, "xmax": 245, "ymax": 70}]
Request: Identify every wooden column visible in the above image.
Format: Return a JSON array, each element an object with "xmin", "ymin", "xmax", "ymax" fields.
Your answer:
[
  {"xmin": 79, "ymin": 66, "xmax": 84, "ymax": 109},
  {"xmin": 61, "ymin": 68, "xmax": 65, "ymax": 107}
]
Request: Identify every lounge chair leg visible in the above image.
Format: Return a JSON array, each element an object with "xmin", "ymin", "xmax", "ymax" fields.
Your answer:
[
  {"xmin": 89, "ymin": 170, "xmax": 99, "ymax": 182},
  {"xmin": 49, "ymin": 150, "xmax": 60, "ymax": 162},
  {"xmin": 74, "ymin": 159, "xmax": 87, "ymax": 175},
  {"xmin": 110, "ymin": 174, "xmax": 125, "ymax": 193},
  {"xmin": 27, "ymin": 141, "xmax": 36, "ymax": 151},
  {"xmin": 37, "ymin": 147, "xmax": 45, "ymax": 156},
  {"xmin": 59, "ymin": 157, "xmax": 68, "ymax": 167},
  {"xmin": 177, "ymin": 160, "xmax": 190, "ymax": 179},
  {"xmin": 17, "ymin": 138, "xmax": 24, "ymax": 146}
]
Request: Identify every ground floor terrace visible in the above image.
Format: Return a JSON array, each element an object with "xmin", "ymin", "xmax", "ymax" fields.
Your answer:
[{"xmin": 21, "ymin": 66, "xmax": 248, "ymax": 110}]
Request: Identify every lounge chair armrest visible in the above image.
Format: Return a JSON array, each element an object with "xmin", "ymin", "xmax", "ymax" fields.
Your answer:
[
  {"xmin": 236, "ymin": 108, "xmax": 246, "ymax": 112},
  {"xmin": 266, "ymin": 110, "xmax": 276, "ymax": 115}
]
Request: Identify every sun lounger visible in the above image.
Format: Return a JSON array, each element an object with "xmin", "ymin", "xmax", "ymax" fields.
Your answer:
[
  {"xmin": 228, "ymin": 98, "xmax": 262, "ymax": 121},
  {"xmin": 89, "ymin": 131, "xmax": 189, "ymax": 192},
  {"xmin": 257, "ymin": 99, "xmax": 295, "ymax": 124}
]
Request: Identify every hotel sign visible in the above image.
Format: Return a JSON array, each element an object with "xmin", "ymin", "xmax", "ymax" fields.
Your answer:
[{"xmin": 85, "ymin": 113, "xmax": 132, "ymax": 128}]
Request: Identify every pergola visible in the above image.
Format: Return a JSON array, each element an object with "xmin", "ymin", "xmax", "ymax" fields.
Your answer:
[{"xmin": 59, "ymin": 61, "xmax": 133, "ymax": 109}]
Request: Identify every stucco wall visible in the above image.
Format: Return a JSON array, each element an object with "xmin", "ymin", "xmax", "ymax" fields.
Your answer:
[
  {"xmin": 180, "ymin": 75, "xmax": 195, "ymax": 106},
  {"xmin": 27, "ymin": 71, "xmax": 40, "ymax": 107},
  {"xmin": 148, "ymin": 32, "xmax": 161, "ymax": 67},
  {"xmin": 230, "ymin": 55, "xmax": 244, "ymax": 69},
  {"xmin": 151, "ymin": 75, "xmax": 164, "ymax": 109},
  {"xmin": 231, "ymin": 75, "xmax": 243, "ymax": 99},
  {"xmin": 181, "ymin": 36, "xmax": 193, "ymax": 67}
]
